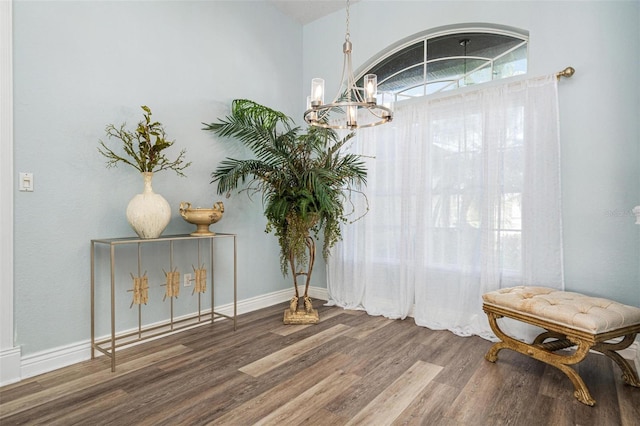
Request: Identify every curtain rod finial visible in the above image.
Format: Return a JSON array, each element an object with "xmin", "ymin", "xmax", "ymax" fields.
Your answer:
[{"xmin": 556, "ymin": 66, "xmax": 575, "ymax": 79}]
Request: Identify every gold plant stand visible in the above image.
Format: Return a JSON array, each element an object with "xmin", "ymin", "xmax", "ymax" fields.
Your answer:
[
  {"xmin": 283, "ymin": 236, "xmax": 319, "ymax": 324},
  {"xmin": 283, "ymin": 305, "xmax": 319, "ymax": 324}
]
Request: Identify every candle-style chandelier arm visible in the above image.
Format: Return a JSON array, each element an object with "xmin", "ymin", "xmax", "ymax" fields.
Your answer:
[{"xmin": 305, "ymin": 103, "xmax": 393, "ymax": 130}]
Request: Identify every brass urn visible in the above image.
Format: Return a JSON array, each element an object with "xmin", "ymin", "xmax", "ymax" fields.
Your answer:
[{"xmin": 179, "ymin": 201, "xmax": 224, "ymax": 236}]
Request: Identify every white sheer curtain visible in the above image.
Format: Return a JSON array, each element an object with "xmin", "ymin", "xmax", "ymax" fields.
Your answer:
[{"xmin": 327, "ymin": 75, "xmax": 564, "ymax": 340}]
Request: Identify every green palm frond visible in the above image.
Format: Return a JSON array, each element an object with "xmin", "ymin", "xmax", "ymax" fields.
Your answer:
[{"xmin": 204, "ymin": 99, "xmax": 368, "ymax": 275}]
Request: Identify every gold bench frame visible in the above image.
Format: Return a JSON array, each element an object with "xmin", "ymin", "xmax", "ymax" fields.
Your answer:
[{"xmin": 483, "ymin": 303, "xmax": 640, "ymax": 406}]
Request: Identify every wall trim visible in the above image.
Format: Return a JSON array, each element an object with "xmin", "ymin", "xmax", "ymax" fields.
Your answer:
[
  {"xmin": 16, "ymin": 285, "xmax": 328, "ymax": 381},
  {"xmin": 0, "ymin": 0, "xmax": 18, "ymax": 388},
  {"xmin": 8, "ymin": 284, "xmax": 638, "ymax": 385},
  {"xmin": 620, "ymin": 341, "xmax": 640, "ymax": 374},
  {"xmin": 0, "ymin": 347, "xmax": 21, "ymax": 386}
]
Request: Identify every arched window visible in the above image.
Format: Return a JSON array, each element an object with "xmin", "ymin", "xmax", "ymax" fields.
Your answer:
[{"xmin": 357, "ymin": 24, "xmax": 528, "ymax": 100}]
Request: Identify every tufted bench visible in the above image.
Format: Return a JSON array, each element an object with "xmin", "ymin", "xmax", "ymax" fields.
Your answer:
[{"xmin": 482, "ymin": 286, "xmax": 640, "ymax": 406}]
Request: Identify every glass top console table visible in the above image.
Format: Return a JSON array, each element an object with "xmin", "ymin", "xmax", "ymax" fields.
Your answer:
[{"xmin": 90, "ymin": 233, "xmax": 237, "ymax": 371}]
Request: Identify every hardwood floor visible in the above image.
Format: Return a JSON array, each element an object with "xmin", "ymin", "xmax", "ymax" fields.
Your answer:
[{"xmin": 1, "ymin": 302, "xmax": 639, "ymax": 425}]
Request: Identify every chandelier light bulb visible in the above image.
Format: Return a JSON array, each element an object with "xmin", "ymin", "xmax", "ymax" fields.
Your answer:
[
  {"xmin": 364, "ymin": 74, "xmax": 377, "ymax": 103},
  {"xmin": 347, "ymin": 105, "xmax": 358, "ymax": 128},
  {"xmin": 311, "ymin": 78, "xmax": 325, "ymax": 106}
]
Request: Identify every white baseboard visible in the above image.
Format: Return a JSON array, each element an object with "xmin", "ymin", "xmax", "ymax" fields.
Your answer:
[
  {"xmin": 6, "ymin": 285, "xmax": 637, "ymax": 387},
  {"xmin": 0, "ymin": 346, "xmax": 22, "ymax": 386},
  {"xmin": 13, "ymin": 286, "xmax": 328, "ymax": 383},
  {"xmin": 621, "ymin": 341, "xmax": 640, "ymax": 374},
  {"xmin": 20, "ymin": 341, "xmax": 92, "ymax": 382}
]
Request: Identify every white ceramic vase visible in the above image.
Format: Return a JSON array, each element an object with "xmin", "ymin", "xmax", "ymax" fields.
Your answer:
[{"xmin": 126, "ymin": 172, "xmax": 171, "ymax": 239}]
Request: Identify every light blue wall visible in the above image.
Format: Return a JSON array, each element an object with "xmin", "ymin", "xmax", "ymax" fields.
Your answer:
[
  {"xmin": 12, "ymin": 0, "xmax": 640, "ymax": 360},
  {"xmin": 13, "ymin": 1, "xmax": 304, "ymax": 355},
  {"xmin": 303, "ymin": 1, "xmax": 639, "ymax": 305}
]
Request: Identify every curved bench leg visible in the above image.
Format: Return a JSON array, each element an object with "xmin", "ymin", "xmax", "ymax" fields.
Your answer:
[
  {"xmin": 485, "ymin": 341, "xmax": 508, "ymax": 363},
  {"xmin": 556, "ymin": 336, "xmax": 596, "ymax": 406},
  {"xmin": 593, "ymin": 333, "xmax": 640, "ymax": 387},
  {"xmin": 484, "ymin": 312, "xmax": 515, "ymax": 363},
  {"xmin": 484, "ymin": 311, "xmax": 596, "ymax": 406}
]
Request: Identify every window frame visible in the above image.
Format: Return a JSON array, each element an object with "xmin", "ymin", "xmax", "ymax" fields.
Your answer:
[{"xmin": 355, "ymin": 23, "xmax": 529, "ymax": 101}]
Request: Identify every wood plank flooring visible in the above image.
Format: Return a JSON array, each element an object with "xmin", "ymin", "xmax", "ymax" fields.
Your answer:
[{"xmin": 1, "ymin": 301, "xmax": 639, "ymax": 425}]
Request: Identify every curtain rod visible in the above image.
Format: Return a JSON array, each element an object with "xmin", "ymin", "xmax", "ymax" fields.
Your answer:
[{"xmin": 556, "ymin": 66, "xmax": 575, "ymax": 80}]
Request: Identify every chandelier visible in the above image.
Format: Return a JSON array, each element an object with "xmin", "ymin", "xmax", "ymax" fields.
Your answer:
[{"xmin": 303, "ymin": 0, "xmax": 393, "ymax": 130}]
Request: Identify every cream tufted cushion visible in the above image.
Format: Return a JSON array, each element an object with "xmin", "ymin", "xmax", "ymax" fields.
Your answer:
[{"xmin": 482, "ymin": 286, "xmax": 640, "ymax": 334}]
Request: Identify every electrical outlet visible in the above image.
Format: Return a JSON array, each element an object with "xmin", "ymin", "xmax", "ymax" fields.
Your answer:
[{"xmin": 184, "ymin": 273, "xmax": 192, "ymax": 287}]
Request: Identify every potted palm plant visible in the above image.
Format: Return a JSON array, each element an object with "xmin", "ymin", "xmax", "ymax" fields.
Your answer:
[{"xmin": 203, "ymin": 99, "xmax": 367, "ymax": 323}]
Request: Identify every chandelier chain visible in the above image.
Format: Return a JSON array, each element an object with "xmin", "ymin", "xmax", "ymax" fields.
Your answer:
[{"xmin": 345, "ymin": 0, "xmax": 350, "ymax": 42}]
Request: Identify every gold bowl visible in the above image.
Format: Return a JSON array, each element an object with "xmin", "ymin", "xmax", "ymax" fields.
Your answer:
[{"xmin": 179, "ymin": 201, "xmax": 224, "ymax": 236}]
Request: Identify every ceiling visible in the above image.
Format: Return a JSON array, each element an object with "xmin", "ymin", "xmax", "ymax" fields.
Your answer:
[{"xmin": 268, "ymin": 0, "xmax": 354, "ymax": 25}]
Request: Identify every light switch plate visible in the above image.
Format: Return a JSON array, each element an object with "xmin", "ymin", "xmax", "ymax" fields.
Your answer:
[{"xmin": 19, "ymin": 172, "xmax": 34, "ymax": 192}]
